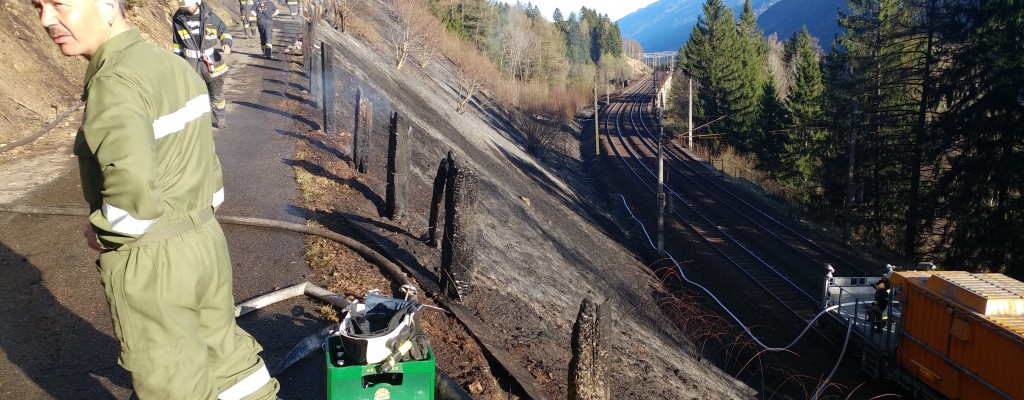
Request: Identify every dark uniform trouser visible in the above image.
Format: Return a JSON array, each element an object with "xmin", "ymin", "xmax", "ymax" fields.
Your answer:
[
  {"xmin": 257, "ymin": 19, "xmax": 274, "ymax": 58},
  {"xmin": 240, "ymin": 3, "xmax": 255, "ymax": 36},
  {"xmin": 97, "ymin": 215, "xmax": 278, "ymax": 399},
  {"xmin": 207, "ymin": 76, "xmax": 227, "ymax": 125},
  {"xmin": 287, "ymin": 0, "xmax": 299, "ymax": 18}
]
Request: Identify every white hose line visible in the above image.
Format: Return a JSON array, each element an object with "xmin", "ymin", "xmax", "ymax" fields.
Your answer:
[
  {"xmin": 612, "ymin": 193, "xmax": 858, "ymax": 352},
  {"xmin": 812, "ymin": 318, "xmax": 855, "ymax": 399}
]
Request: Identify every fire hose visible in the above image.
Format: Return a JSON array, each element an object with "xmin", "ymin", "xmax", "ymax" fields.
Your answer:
[{"xmin": 0, "ymin": 205, "xmax": 471, "ymax": 399}]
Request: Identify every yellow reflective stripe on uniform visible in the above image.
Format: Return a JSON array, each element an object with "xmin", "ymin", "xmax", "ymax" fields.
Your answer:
[
  {"xmin": 221, "ymin": 33, "xmax": 233, "ymax": 41},
  {"xmin": 217, "ymin": 364, "xmax": 270, "ymax": 400},
  {"xmin": 153, "ymin": 94, "xmax": 211, "ymax": 140},
  {"xmin": 102, "ymin": 200, "xmax": 158, "ymax": 235},
  {"xmin": 212, "ymin": 187, "xmax": 225, "ymax": 209}
]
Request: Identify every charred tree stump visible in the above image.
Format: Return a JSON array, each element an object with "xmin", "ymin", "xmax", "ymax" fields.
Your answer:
[
  {"xmin": 439, "ymin": 159, "xmax": 477, "ymax": 301},
  {"xmin": 425, "ymin": 152, "xmax": 452, "ymax": 247},
  {"xmin": 310, "ymin": 44, "xmax": 323, "ymax": 111},
  {"xmin": 385, "ymin": 112, "xmax": 411, "ymax": 221},
  {"xmin": 353, "ymin": 89, "xmax": 372, "ymax": 173},
  {"xmin": 322, "ymin": 43, "xmax": 337, "ymax": 134},
  {"xmin": 568, "ymin": 298, "xmax": 611, "ymax": 400}
]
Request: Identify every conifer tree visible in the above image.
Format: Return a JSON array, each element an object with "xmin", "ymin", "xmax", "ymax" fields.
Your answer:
[
  {"xmin": 932, "ymin": 0, "xmax": 1024, "ymax": 278},
  {"xmin": 756, "ymin": 79, "xmax": 787, "ymax": 174},
  {"xmin": 681, "ymin": 0, "xmax": 744, "ymax": 147},
  {"xmin": 831, "ymin": 0, "xmax": 922, "ymax": 249},
  {"xmin": 732, "ymin": 0, "xmax": 768, "ymax": 150},
  {"xmin": 781, "ymin": 27, "xmax": 825, "ymax": 189}
]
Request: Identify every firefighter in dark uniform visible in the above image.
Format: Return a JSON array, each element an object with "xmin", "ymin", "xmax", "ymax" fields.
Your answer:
[
  {"xmin": 870, "ymin": 278, "xmax": 891, "ymax": 332},
  {"xmin": 286, "ymin": 0, "xmax": 300, "ymax": 19},
  {"xmin": 252, "ymin": 0, "xmax": 280, "ymax": 59},
  {"xmin": 173, "ymin": 0, "xmax": 233, "ymax": 128},
  {"xmin": 239, "ymin": 0, "xmax": 256, "ymax": 38}
]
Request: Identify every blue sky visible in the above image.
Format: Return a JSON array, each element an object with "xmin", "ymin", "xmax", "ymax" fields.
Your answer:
[{"xmin": 531, "ymin": 1, "xmax": 659, "ymax": 22}]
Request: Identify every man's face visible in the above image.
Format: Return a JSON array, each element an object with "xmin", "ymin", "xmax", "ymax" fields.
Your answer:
[
  {"xmin": 32, "ymin": 0, "xmax": 114, "ymax": 59},
  {"xmin": 183, "ymin": 4, "xmax": 198, "ymax": 14}
]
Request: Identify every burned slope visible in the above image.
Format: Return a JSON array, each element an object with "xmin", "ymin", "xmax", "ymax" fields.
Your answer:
[{"xmin": 302, "ymin": 2, "xmax": 756, "ymax": 398}]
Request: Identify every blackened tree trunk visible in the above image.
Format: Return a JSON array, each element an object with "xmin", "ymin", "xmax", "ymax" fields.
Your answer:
[
  {"xmin": 439, "ymin": 159, "xmax": 477, "ymax": 301},
  {"xmin": 568, "ymin": 297, "xmax": 610, "ymax": 400},
  {"xmin": 386, "ymin": 112, "xmax": 411, "ymax": 220}
]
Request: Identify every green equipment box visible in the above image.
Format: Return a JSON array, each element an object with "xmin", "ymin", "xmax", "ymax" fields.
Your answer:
[{"xmin": 325, "ymin": 336, "xmax": 435, "ymax": 400}]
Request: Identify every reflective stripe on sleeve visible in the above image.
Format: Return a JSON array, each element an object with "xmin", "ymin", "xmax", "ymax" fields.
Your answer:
[
  {"xmin": 102, "ymin": 200, "xmax": 158, "ymax": 235},
  {"xmin": 152, "ymin": 94, "xmax": 211, "ymax": 140},
  {"xmin": 212, "ymin": 187, "xmax": 225, "ymax": 208},
  {"xmin": 217, "ymin": 364, "xmax": 271, "ymax": 400}
]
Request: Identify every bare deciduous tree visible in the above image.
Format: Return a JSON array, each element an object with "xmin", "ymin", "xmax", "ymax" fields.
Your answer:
[
  {"xmin": 623, "ymin": 37, "xmax": 644, "ymax": 61},
  {"xmin": 453, "ymin": 44, "xmax": 496, "ymax": 113},
  {"xmin": 385, "ymin": 0, "xmax": 439, "ymax": 69}
]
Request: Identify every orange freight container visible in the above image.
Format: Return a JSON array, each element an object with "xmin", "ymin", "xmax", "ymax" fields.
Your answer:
[{"xmin": 891, "ymin": 271, "xmax": 1024, "ymax": 400}]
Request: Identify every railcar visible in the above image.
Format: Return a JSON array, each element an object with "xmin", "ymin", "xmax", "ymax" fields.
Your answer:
[{"xmin": 826, "ymin": 269, "xmax": 1024, "ymax": 399}]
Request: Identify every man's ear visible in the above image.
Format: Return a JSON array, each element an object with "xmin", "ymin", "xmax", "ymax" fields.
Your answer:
[{"xmin": 98, "ymin": 0, "xmax": 119, "ymax": 25}]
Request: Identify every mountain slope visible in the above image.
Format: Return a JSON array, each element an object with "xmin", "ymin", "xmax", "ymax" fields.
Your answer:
[
  {"xmin": 758, "ymin": 0, "xmax": 847, "ymax": 44},
  {"xmin": 618, "ymin": 0, "xmax": 778, "ymax": 52},
  {"xmin": 618, "ymin": 0, "xmax": 844, "ymax": 52}
]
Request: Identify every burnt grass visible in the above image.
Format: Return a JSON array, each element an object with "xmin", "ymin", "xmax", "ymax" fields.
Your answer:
[{"xmin": 263, "ymin": 2, "xmax": 905, "ymax": 400}]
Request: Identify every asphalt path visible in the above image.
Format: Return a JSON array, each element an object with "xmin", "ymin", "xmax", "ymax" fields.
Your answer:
[{"xmin": 0, "ymin": 13, "xmax": 330, "ymax": 399}]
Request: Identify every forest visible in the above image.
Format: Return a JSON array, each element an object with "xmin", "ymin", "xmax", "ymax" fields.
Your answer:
[
  {"xmin": 673, "ymin": 0, "xmax": 1023, "ymax": 280},
  {"xmin": 418, "ymin": 0, "xmax": 635, "ymax": 117}
]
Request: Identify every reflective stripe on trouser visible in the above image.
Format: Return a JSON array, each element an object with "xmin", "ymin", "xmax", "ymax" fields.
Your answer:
[
  {"xmin": 239, "ymin": 4, "xmax": 254, "ymax": 30},
  {"xmin": 96, "ymin": 216, "xmax": 279, "ymax": 399},
  {"xmin": 208, "ymin": 76, "xmax": 226, "ymax": 123},
  {"xmin": 257, "ymin": 20, "xmax": 273, "ymax": 55}
]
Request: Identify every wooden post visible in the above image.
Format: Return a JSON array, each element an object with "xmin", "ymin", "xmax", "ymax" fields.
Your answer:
[
  {"xmin": 568, "ymin": 297, "xmax": 610, "ymax": 400},
  {"xmin": 310, "ymin": 43, "xmax": 323, "ymax": 110},
  {"xmin": 302, "ymin": 18, "xmax": 311, "ymax": 68},
  {"xmin": 322, "ymin": 43, "xmax": 337, "ymax": 134},
  {"xmin": 386, "ymin": 112, "xmax": 411, "ymax": 221},
  {"xmin": 352, "ymin": 91, "xmax": 372, "ymax": 174},
  {"xmin": 426, "ymin": 152, "xmax": 452, "ymax": 247},
  {"xmin": 440, "ymin": 158, "xmax": 477, "ymax": 301}
]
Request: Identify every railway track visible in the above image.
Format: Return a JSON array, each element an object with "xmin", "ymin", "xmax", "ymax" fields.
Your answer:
[{"xmin": 600, "ymin": 75, "xmax": 874, "ymax": 322}]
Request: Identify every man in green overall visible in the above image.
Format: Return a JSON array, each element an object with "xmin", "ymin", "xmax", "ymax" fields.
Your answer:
[{"xmin": 31, "ymin": 0, "xmax": 279, "ymax": 398}]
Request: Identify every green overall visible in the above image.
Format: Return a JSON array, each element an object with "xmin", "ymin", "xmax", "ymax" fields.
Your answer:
[{"xmin": 76, "ymin": 29, "xmax": 278, "ymax": 399}]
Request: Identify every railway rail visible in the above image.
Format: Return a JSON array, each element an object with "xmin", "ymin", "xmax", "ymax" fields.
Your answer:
[{"xmin": 600, "ymin": 74, "xmax": 874, "ymax": 323}]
